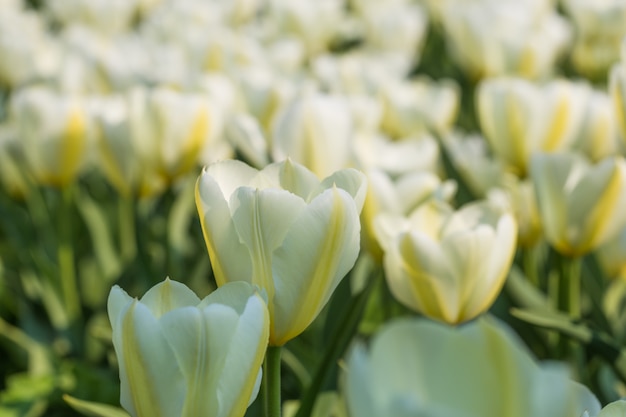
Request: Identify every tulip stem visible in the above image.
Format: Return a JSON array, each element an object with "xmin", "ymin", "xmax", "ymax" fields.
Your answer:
[
  {"xmin": 556, "ymin": 253, "xmax": 583, "ymax": 370},
  {"xmin": 558, "ymin": 254, "xmax": 582, "ymax": 320},
  {"xmin": 263, "ymin": 345, "xmax": 282, "ymax": 417},
  {"xmin": 58, "ymin": 185, "xmax": 81, "ymax": 326},
  {"xmin": 118, "ymin": 194, "xmax": 137, "ymax": 263}
]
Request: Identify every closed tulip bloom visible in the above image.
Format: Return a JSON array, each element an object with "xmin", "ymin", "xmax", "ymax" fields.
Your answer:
[
  {"xmin": 345, "ymin": 317, "xmax": 600, "ymax": 417},
  {"xmin": 374, "ymin": 199, "xmax": 517, "ymax": 324},
  {"xmin": 361, "ymin": 169, "xmax": 456, "ymax": 262},
  {"xmin": 440, "ymin": 1, "xmax": 571, "ymax": 80},
  {"xmin": 108, "ymin": 279, "xmax": 269, "ymax": 417},
  {"xmin": 10, "ymin": 86, "xmax": 90, "ymax": 187},
  {"xmin": 530, "ymin": 152, "xmax": 626, "ymax": 257},
  {"xmin": 477, "ymin": 77, "xmax": 589, "ymax": 176},
  {"xmin": 271, "ymin": 91, "xmax": 353, "ymax": 179},
  {"xmin": 195, "ymin": 159, "xmax": 366, "ymax": 345}
]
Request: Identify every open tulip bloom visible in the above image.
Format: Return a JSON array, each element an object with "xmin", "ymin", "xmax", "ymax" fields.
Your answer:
[
  {"xmin": 108, "ymin": 279, "xmax": 269, "ymax": 417},
  {"xmin": 195, "ymin": 159, "xmax": 367, "ymax": 346},
  {"xmin": 374, "ymin": 198, "xmax": 517, "ymax": 324}
]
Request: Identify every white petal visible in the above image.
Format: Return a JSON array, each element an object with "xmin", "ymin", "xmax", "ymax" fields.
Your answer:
[
  {"xmin": 271, "ymin": 187, "xmax": 361, "ymax": 345},
  {"xmin": 139, "ymin": 278, "xmax": 201, "ymax": 318},
  {"xmin": 112, "ymin": 301, "xmax": 184, "ymax": 417},
  {"xmin": 196, "ymin": 169, "xmax": 252, "ymax": 286}
]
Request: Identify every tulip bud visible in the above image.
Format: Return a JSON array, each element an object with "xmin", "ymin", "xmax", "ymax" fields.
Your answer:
[
  {"xmin": 108, "ymin": 279, "xmax": 269, "ymax": 417},
  {"xmin": 344, "ymin": 317, "xmax": 601, "ymax": 417},
  {"xmin": 530, "ymin": 152, "xmax": 626, "ymax": 257},
  {"xmin": 195, "ymin": 159, "xmax": 366, "ymax": 345},
  {"xmin": 477, "ymin": 77, "xmax": 589, "ymax": 176},
  {"xmin": 271, "ymin": 91, "xmax": 353, "ymax": 179},
  {"xmin": 10, "ymin": 86, "xmax": 91, "ymax": 187},
  {"xmin": 374, "ymin": 198, "xmax": 517, "ymax": 324}
]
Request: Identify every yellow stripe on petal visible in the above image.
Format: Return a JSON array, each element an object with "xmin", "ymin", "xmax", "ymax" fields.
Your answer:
[
  {"xmin": 542, "ymin": 93, "xmax": 569, "ymax": 152},
  {"xmin": 58, "ymin": 108, "xmax": 86, "ymax": 186},
  {"xmin": 271, "ymin": 187, "xmax": 360, "ymax": 345}
]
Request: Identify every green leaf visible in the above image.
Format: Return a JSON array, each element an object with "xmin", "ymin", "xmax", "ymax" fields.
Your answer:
[
  {"xmin": 63, "ymin": 395, "xmax": 129, "ymax": 417},
  {"xmin": 75, "ymin": 190, "xmax": 122, "ymax": 283}
]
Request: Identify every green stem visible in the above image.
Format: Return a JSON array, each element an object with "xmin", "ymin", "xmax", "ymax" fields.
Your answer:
[
  {"xmin": 58, "ymin": 185, "xmax": 81, "ymax": 325},
  {"xmin": 118, "ymin": 194, "xmax": 137, "ymax": 263},
  {"xmin": 294, "ymin": 268, "xmax": 380, "ymax": 417},
  {"xmin": 556, "ymin": 253, "xmax": 583, "ymax": 372},
  {"xmin": 263, "ymin": 346, "xmax": 282, "ymax": 417},
  {"xmin": 522, "ymin": 245, "xmax": 540, "ymax": 289},
  {"xmin": 558, "ymin": 254, "xmax": 582, "ymax": 320}
]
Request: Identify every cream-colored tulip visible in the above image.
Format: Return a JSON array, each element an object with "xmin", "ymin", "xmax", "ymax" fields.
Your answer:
[
  {"xmin": 344, "ymin": 317, "xmax": 601, "ymax": 417},
  {"xmin": 361, "ymin": 169, "xmax": 456, "ymax": 262},
  {"xmin": 374, "ymin": 199, "xmax": 517, "ymax": 324},
  {"xmin": 195, "ymin": 159, "xmax": 366, "ymax": 345},
  {"xmin": 108, "ymin": 279, "xmax": 269, "ymax": 417},
  {"xmin": 562, "ymin": 0, "xmax": 626, "ymax": 78},
  {"xmin": 442, "ymin": 131, "xmax": 506, "ymax": 197},
  {"xmin": 267, "ymin": 0, "xmax": 344, "ymax": 57},
  {"xmin": 0, "ymin": 7, "xmax": 54, "ymax": 88},
  {"xmin": 359, "ymin": 1, "xmax": 428, "ymax": 66},
  {"xmin": 380, "ymin": 77, "xmax": 459, "ymax": 138},
  {"xmin": 10, "ymin": 86, "xmax": 90, "ymax": 187},
  {"xmin": 126, "ymin": 86, "xmax": 223, "ymax": 185},
  {"xmin": 353, "ymin": 133, "xmax": 439, "ymax": 177},
  {"xmin": 572, "ymin": 90, "xmax": 621, "ymax": 162},
  {"xmin": 530, "ymin": 152, "xmax": 626, "ymax": 257},
  {"xmin": 271, "ymin": 91, "xmax": 353, "ymax": 178},
  {"xmin": 477, "ymin": 77, "xmax": 589, "ymax": 175},
  {"xmin": 440, "ymin": 0, "xmax": 571, "ymax": 79}
]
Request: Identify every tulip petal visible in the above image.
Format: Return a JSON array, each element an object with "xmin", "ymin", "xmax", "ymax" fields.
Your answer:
[
  {"xmin": 196, "ymin": 168, "xmax": 252, "ymax": 286},
  {"xmin": 111, "ymin": 300, "xmax": 184, "ymax": 417},
  {"xmin": 319, "ymin": 168, "xmax": 368, "ymax": 211},
  {"xmin": 139, "ymin": 278, "xmax": 201, "ymax": 318},
  {"xmin": 160, "ymin": 290, "xmax": 269, "ymax": 417},
  {"xmin": 597, "ymin": 401, "xmax": 626, "ymax": 417},
  {"xmin": 230, "ymin": 187, "xmax": 307, "ymax": 309},
  {"xmin": 530, "ymin": 153, "xmax": 575, "ymax": 253},
  {"xmin": 203, "ymin": 159, "xmax": 259, "ymax": 200},
  {"xmin": 271, "ymin": 187, "xmax": 360, "ymax": 345},
  {"xmin": 572, "ymin": 158, "xmax": 626, "ymax": 251},
  {"xmin": 259, "ymin": 158, "xmax": 320, "ymax": 200},
  {"xmin": 393, "ymin": 232, "xmax": 458, "ymax": 322}
]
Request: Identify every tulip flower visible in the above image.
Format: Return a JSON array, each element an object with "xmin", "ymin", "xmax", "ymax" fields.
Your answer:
[
  {"xmin": 195, "ymin": 159, "xmax": 366, "ymax": 345},
  {"xmin": 10, "ymin": 86, "xmax": 90, "ymax": 187},
  {"xmin": 360, "ymin": 169, "xmax": 456, "ymax": 262},
  {"xmin": 108, "ymin": 279, "xmax": 269, "ymax": 417},
  {"xmin": 477, "ymin": 77, "xmax": 589, "ymax": 176},
  {"xmin": 271, "ymin": 90, "xmax": 353, "ymax": 179},
  {"xmin": 96, "ymin": 86, "xmax": 230, "ymax": 195},
  {"xmin": 374, "ymin": 198, "xmax": 517, "ymax": 324},
  {"xmin": 562, "ymin": 0, "xmax": 626, "ymax": 78},
  {"xmin": 530, "ymin": 152, "xmax": 626, "ymax": 257},
  {"xmin": 344, "ymin": 317, "xmax": 601, "ymax": 417},
  {"xmin": 439, "ymin": 0, "xmax": 571, "ymax": 80}
]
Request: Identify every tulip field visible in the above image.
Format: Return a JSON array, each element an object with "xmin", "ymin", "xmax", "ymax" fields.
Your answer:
[{"xmin": 4, "ymin": 0, "xmax": 626, "ymax": 416}]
